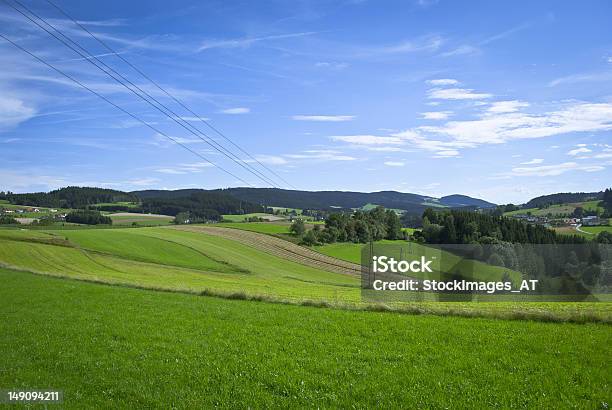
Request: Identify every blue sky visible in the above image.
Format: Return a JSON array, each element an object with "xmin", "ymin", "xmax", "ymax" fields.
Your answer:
[{"xmin": 1, "ymin": 0, "xmax": 611, "ymax": 203}]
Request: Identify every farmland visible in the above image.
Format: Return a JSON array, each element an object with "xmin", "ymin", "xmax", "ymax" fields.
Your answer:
[
  {"xmin": 504, "ymin": 200, "xmax": 604, "ymax": 217},
  {"xmin": 1, "ymin": 269, "xmax": 610, "ymax": 408},
  {"xmin": 218, "ymin": 221, "xmax": 292, "ymax": 234},
  {"xmin": 106, "ymin": 212, "xmax": 174, "ymax": 226},
  {"xmin": 0, "ymin": 225, "xmax": 609, "ymax": 321},
  {"xmin": 221, "ymin": 212, "xmax": 285, "ymax": 222}
]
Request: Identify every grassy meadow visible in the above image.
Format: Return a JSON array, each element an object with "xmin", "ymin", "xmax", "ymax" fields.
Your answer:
[
  {"xmin": 221, "ymin": 212, "xmax": 285, "ymax": 222},
  {"xmin": 504, "ymin": 200, "xmax": 604, "ymax": 217},
  {"xmin": 106, "ymin": 212, "xmax": 174, "ymax": 226},
  {"xmin": 218, "ymin": 221, "xmax": 292, "ymax": 234},
  {"xmin": 0, "ymin": 225, "xmax": 609, "ymax": 322},
  {"xmin": 1, "ymin": 269, "xmax": 610, "ymax": 408}
]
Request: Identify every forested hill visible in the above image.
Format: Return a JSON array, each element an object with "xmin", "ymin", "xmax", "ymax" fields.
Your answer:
[
  {"xmin": 130, "ymin": 188, "xmax": 495, "ymax": 214},
  {"xmin": 4, "ymin": 187, "xmax": 137, "ymax": 208},
  {"xmin": 438, "ymin": 194, "xmax": 497, "ymax": 208},
  {"xmin": 215, "ymin": 188, "xmax": 496, "ymax": 212},
  {"xmin": 524, "ymin": 191, "xmax": 603, "ymax": 208}
]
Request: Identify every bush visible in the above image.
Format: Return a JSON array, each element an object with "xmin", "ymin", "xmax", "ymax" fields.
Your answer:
[{"xmin": 0, "ymin": 215, "xmax": 18, "ymax": 225}]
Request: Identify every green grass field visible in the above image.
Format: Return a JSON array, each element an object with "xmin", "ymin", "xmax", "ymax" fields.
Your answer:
[
  {"xmin": 580, "ymin": 225, "xmax": 612, "ymax": 235},
  {"xmin": 107, "ymin": 213, "xmax": 174, "ymax": 226},
  {"xmin": 218, "ymin": 222, "xmax": 292, "ymax": 234},
  {"xmin": 269, "ymin": 206, "xmax": 303, "ymax": 214},
  {"xmin": 0, "ymin": 226, "xmax": 608, "ymax": 321},
  {"xmin": 221, "ymin": 212, "xmax": 286, "ymax": 222},
  {"xmin": 504, "ymin": 200, "xmax": 604, "ymax": 217},
  {"xmin": 0, "ymin": 227, "xmax": 357, "ymax": 301},
  {"xmin": 1, "ymin": 269, "xmax": 609, "ymax": 408}
]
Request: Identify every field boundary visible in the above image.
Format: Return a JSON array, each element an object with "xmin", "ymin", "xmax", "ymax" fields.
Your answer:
[
  {"xmin": 169, "ymin": 225, "xmax": 363, "ymax": 276},
  {"xmin": 2, "ymin": 265, "xmax": 609, "ymax": 325}
]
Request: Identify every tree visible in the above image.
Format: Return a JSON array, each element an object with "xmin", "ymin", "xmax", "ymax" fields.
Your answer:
[
  {"xmin": 385, "ymin": 210, "xmax": 402, "ymax": 240},
  {"xmin": 597, "ymin": 231, "xmax": 612, "ymax": 244},
  {"xmin": 174, "ymin": 211, "xmax": 191, "ymax": 224},
  {"xmin": 290, "ymin": 219, "xmax": 306, "ymax": 236},
  {"xmin": 572, "ymin": 207, "xmax": 584, "ymax": 218},
  {"xmin": 301, "ymin": 229, "xmax": 319, "ymax": 246}
]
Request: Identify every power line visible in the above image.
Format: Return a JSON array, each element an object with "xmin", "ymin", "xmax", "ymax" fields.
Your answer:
[
  {"xmin": 44, "ymin": 0, "xmax": 297, "ymax": 190},
  {"xmin": 0, "ymin": 32, "xmax": 254, "ymax": 187},
  {"xmin": 4, "ymin": 0, "xmax": 281, "ymax": 188}
]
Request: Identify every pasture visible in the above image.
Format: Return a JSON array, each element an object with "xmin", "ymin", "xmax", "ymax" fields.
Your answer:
[
  {"xmin": 107, "ymin": 212, "xmax": 174, "ymax": 226},
  {"xmin": 218, "ymin": 221, "xmax": 292, "ymax": 234},
  {"xmin": 222, "ymin": 212, "xmax": 286, "ymax": 222},
  {"xmin": 0, "ymin": 226, "xmax": 609, "ymax": 322},
  {"xmin": 1, "ymin": 269, "xmax": 610, "ymax": 408},
  {"xmin": 504, "ymin": 200, "xmax": 604, "ymax": 217}
]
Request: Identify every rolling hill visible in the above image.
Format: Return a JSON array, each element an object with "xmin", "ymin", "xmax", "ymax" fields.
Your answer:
[{"xmin": 132, "ymin": 188, "xmax": 496, "ymax": 213}]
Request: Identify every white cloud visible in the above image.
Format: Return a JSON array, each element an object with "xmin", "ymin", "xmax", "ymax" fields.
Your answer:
[
  {"xmin": 567, "ymin": 147, "xmax": 592, "ymax": 156},
  {"xmin": 439, "ymin": 45, "xmax": 480, "ymax": 57},
  {"xmin": 433, "ymin": 150, "xmax": 460, "ymax": 158},
  {"xmin": 0, "ymin": 96, "xmax": 36, "ymax": 131},
  {"xmin": 155, "ymin": 162, "xmax": 214, "ymax": 174},
  {"xmin": 421, "ymin": 111, "xmax": 452, "ymax": 120},
  {"xmin": 292, "ymin": 115, "xmax": 355, "ymax": 122},
  {"xmin": 219, "ymin": 107, "xmax": 250, "ymax": 114},
  {"xmin": 508, "ymin": 162, "xmax": 605, "ymax": 177},
  {"xmin": 428, "ymin": 87, "xmax": 492, "ymax": 100},
  {"xmin": 285, "ymin": 151, "xmax": 356, "ymax": 161},
  {"xmin": 548, "ymin": 71, "xmax": 612, "ymax": 87},
  {"xmin": 487, "ymin": 100, "xmax": 529, "ymax": 114},
  {"xmin": 199, "ymin": 32, "xmax": 319, "ymax": 51},
  {"xmin": 315, "ymin": 62, "xmax": 349, "ymax": 70},
  {"xmin": 249, "ymin": 155, "xmax": 288, "ymax": 165},
  {"xmin": 407, "ymin": 102, "xmax": 612, "ymax": 150},
  {"xmin": 426, "ymin": 78, "xmax": 459, "ymax": 86},
  {"xmin": 520, "ymin": 158, "xmax": 544, "ymax": 165},
  {"xmin": 330, "ymin": 135, "xmax": 403, "ymax": 145},
  {"xmin": 174, "ymin": 116, "xmax": 210, "ymax": 122},
  {"xmin": 383, "ymin": 161, "xmax": 404, "ymax": 167},
  {"xmin": 370, "ymin": 35, "xmax": 443, "ymax": 55}
]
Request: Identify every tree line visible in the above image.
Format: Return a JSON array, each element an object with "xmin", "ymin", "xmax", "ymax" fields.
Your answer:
[
  {"xmin": 415, "ymin": 208, "xmax": 586, "ymax": 245},
  {"xmin": 2, "ymin": 187, "xmax": 137, "ymax": 208}
]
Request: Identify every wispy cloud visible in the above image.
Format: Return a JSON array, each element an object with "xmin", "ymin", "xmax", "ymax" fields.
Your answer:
[
  {"xmin": 383, "ymin": 161, "xmax": 404, "ymax": 167},
  {"xmin": 439, "ymin": 45, "xmax": 479, "ymax": 57},
  {"xmin": 315, "ymin": 62, "xmax": 349, "ymax": 70},
  {"xmin": 507, "ymin": 162, "xmax": 604, "ymax": 177},
  {"xmin": 198, "ymin": 32, "xmax": 319, "ymax": 51},
  {"xmin": 520, "ymin": 158, "xmax": 544, "ymax": 165},
  {"xmin": 421, "ymin": 111, "xmax": 452, "ymax": 120},
  {"xmin": 155, "ymin": 162, "xmax": 214, "ymax": 175},
  {"xmin": 218, "ymin": 107, "xmax": 250, "ymax": 114},
  {"xmin": 486, "ymin": 100, "xmax": 529, "ymax": 114},
  {"xmin": 292, "ymin": 115, "xmax": 355, "ymax": 122},
  {"xmin": 330, "ymin": 135, "xmax": 403, "ymax": 145},
  {"xmin": 426, "ymin": 78, "xmax": 459, "ymax": 86},
  {"xmin": 428, "ymin": 87, "xmax": 492, "ymax": 100},
  {"xmin": 480, "ymin": 22, "xmax": 531, "ymax": 46},
  {"xmin": 548, "ymin": 71, "xmax": 612, "ymax": 87},
  {"xmin": 0, "ymin": 95, "xmax": 36, "ymax": 131},
  {"xmin": 567, "ymin": 147, "xmax": 592, "ymax": 156}
]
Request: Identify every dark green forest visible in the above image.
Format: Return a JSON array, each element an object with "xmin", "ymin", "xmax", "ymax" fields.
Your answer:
[{"xmin": 3, "ymin": 187, "xmax": 137, "ymax": 208}]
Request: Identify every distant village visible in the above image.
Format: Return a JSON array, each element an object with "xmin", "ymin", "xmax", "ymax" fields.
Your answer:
[{"xmin": 509, "ymin": 213, "xmax": 605, "ymax": 228}]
